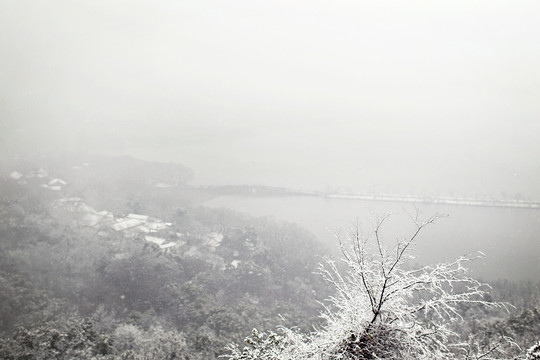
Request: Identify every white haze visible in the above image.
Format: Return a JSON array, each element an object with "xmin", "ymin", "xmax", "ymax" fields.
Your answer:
[{"xmin": 1, "ymin": 0, "xmax": 540, "ymax": 198}]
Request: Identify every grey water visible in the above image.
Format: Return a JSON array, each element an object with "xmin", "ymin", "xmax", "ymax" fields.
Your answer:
[{"xmin": 203, "ymin": 195, "xmax": 540, "ymax": 281}]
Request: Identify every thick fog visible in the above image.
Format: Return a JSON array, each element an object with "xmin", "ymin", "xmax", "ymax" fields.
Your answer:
[
  {"xmin": 2, "ymin": 0, "xmax": 540, "ymax": 198},
  {"xmin": 2, "ymin": 3, "xmax": 540, "ymax": 358}
]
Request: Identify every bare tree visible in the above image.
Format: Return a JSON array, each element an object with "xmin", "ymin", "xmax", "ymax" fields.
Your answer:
[{"xmin": 225, "ymin": 213, "xmax": 514, "ymax": 360}]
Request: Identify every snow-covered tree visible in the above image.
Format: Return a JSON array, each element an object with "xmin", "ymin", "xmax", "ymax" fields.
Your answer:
[
  {"xmin": 527, "ymin": 341, "xmax": 540, "ymax": 360},
  {"xmin": 225, "ymin": 213, "xmax": 512, "ymax": 360}
]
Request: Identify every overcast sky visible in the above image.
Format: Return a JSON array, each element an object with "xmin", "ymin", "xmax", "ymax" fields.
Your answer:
[{"xmin": 1, "ymin": 0, "xmax": 539, "ymax": 197}]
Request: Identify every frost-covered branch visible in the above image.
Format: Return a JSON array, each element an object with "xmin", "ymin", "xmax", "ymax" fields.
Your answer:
[{"xmin": 224, "ymin": 213, "xmax": 517, "ymax": 360}]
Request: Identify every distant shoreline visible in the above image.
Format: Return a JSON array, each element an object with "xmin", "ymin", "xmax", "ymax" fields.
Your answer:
[
  {"xmin": 202, "ymin": 185, "xmax": 540, "ymax": 210},
  {"xmin": 322, "ymin": 193, "xmax": 540, "ymax": 209}
]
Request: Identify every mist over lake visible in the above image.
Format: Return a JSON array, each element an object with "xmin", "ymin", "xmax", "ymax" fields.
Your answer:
[{"xmin": 203, "ymin": 194, "xmax": 540, "ymax": 281}]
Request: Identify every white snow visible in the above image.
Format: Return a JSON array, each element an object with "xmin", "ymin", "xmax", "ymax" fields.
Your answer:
[
  {"xmin": 159, "ymin": 242, "xmax": 176, "ymax": 249},
  {"xmin": 112, "ymin": 219, "xmax": 143, "ymax": 231},
  {"xmin": 127, "ymin": 213, "xmax": 149, "ymax": 221},
  {"xmin": 98, "ymin": 210, "xmax": 114, "ymax": 217},
  {"xmin": 148, "ymin": 222, "xmax": 170, "ymax": 231},
  {"xmin": 10, "ymin": 171, "xmax": 23, "ymax": 180},
  {"xmin": 145, "ymin": 236, "xmax": 166, "ymax": 245},
  {"xmin": 49, "ymin": 178, "xmax": 67, "ymax": 186}
]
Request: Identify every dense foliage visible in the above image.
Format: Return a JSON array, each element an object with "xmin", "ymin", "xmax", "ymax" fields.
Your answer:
[
  {"xmin": 0, "ymin": 155, "xmax": 330, "ymax": 359},
  {"xmin": 0, "ymin": 155, "xmax": 538, "ymax": 359}
]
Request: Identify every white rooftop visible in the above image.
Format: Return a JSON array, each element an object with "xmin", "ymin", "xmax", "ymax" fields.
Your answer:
[
  {"xmin": 49, "ymin": 178, "xmax": 67, "ymax": 186},
  {"xmin": 145, "ymin": 236, "xmax": 166, "ymax": 245},
  {"xmin": 127, "ymin": 213, "xmax": 149, "ymax": 221},
  {"xmin": 112, "ymin": 219, "xmax": 143, "ymax": 231},
  {"xmin": 10, "ymin": 171, "xmax": 23, "ymax": 180},
  {"xmin": 160, "ymin": 242, "xmax": 176, "ymax": 249}
]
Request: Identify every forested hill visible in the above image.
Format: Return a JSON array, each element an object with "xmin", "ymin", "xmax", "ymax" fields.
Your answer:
[
  {"xmin": 0, "ymin": 154, "xmax": 331, "ymax": 359},
  {"xmin": 0, "ymin": 155, "xmax": 538, "ymax": 359}
]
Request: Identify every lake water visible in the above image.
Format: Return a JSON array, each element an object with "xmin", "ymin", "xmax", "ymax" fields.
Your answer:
[{"xmin": 203, "ymin": 195, "xmax": 540, "ymax": 281}]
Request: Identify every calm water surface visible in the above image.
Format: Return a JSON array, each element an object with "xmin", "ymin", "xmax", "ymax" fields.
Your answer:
[{"xmin": 203, "ymin": 195, "xmax": 540, "ymax": 281}]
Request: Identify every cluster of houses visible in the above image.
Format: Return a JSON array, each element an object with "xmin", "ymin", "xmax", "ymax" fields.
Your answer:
[
  {"xmin": 56, "ymin": 197, "xmax": 181, "ymax": 251},
  {"xmin": 110, "ymin": 213, "xmax": 179, "ymax": 250},
  {"xmin": 55, "ymin": 197, "xmax": 238, "ymax": 271},
  {"xmin": 10, "ymin": 169, "xmax": 69, "ymax": 192},
  {"xmin": 9, "ymin": 167, "xmax": 244, "ymax": 269}
]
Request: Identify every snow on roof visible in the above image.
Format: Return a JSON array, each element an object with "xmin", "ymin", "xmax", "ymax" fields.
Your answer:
[
  {"xmin": 145, "ymin": 236, "xmax": 166, "ymax": 245},
  {"xmin": 127, "ymin": 213, "xmax": 149, "ymax": 221},
  {"xmin": 49, "ymin": 186, "xmax": 62, "ymax": 191},
  {"xmin": 112, "ymin": 219, "xmax": 143, "ymax": 231},
  {"xmin": 10, "ymin": 171, "xmax": 23, "ymax": 180},
  {"xmin": 148, "ymin": 222, "xmax": 170, "ymax": 231},
  {"xmin": 159, "ymin": 242, "xmax": 176, "ymax": 249},
  {"xmin": 49, "ymin": 178, "xmax": 67, "ymax": 186},
  {"xmin": 136, "ymin": 225, "xmax": 150, "ymax": 233},
  {"xmin": 75, "ymin": 205, "xmax": 115, "ymax": 227},
  {"xmin": 98, "ymin": 210, "xmax": 114, "ymax": 217}
]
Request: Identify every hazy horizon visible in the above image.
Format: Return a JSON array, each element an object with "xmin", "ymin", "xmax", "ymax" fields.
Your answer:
[{"xmin": 2, "ymin": 1, "xmax": 540, "ymax": 198}]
